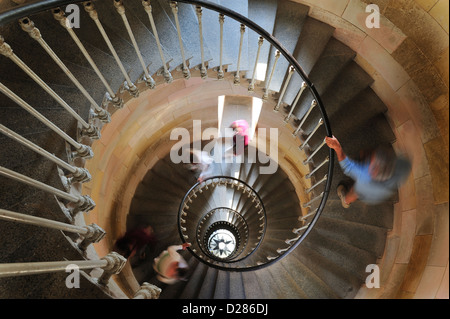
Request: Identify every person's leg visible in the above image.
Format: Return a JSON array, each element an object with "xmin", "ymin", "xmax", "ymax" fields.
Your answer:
[
  {"xmin": 345, "ymin": 185, "xmax": 359, "ymax": 204},
  {"xmin": 337, "ymin": 182, "xmax": 358, "ymax": 208}
]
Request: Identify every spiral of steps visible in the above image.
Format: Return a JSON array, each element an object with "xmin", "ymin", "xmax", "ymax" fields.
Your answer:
[{"xmin": 0, "ymin": 0, "xmax": 399, "ymax": 299}]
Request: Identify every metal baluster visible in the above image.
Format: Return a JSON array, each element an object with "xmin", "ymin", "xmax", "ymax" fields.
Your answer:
[
  {"xmin": 299, "ymin": 208, "xmax": 319, "ymax": 221},
  {"xmin": 233, "ymin": 24, "xmax": 245, "ymax": 85},
  {"xmin": 305, "ymin": 174, "xmax": 328, "ymax": 194},
  {"xmin": 0, "ymin": 209, "xmax": 105, "ymax": 251},
  {"xmin": 19, "ymin": 18, "xmax": 111, "ymax": 123},
  {"xmin": 299, "ymin": 118, "xmax": 323, "ymax": 150},
  {"xmin": 306, "ymin": 156, "xmax": 329, "ymax": 179},
  {"xmin": 302, "ymin": 192, "xmax": 324, "ymax": 209},
  {"xmin": 52, "ymin": 8, "xmax": 123, "ymax": 108},
  {"xmin": 133, "ymin": 282, "xmax": 162, "ymax": 299},
  {"xmin": 263, "ymin": 50, "xmax": 280, "ymax": 100},
  {"xmin": 217, "ymin": 13, "xmax": 225, "ymax": 80},
  {"xmin": 0, "ymin": 125, "xmax": 91, "ymax": 184},
  {"xmin": 248, "ymin": 36, "xmax": 263, "ymax": 92},
  {"xmin": 274, "ymin": 65, "xmax": 295, "ymax": 111},
  {"xmin": 0, "ymin": 251, "xmax": 126, "ymax": 286},
  {"xmin": 0, "ymin": 36, "xmax": 100, "ymax": 139},
  {"xmin": 170, "ymin": 1, "xmax": 190, "ymax": 80},
  {"xmin": 0, "ymin": 166, "xmax": 95, "ymax": 214},
  {"xmin": 142, "ymin": 0, "xmax": 172, "ymax": 83},
  {"xmin": 195, "ymin": 6, "xmax": 207, "ymax": 79},
  {"xmin": 113, "ymin": 0, "xmax": 155, "ymax": 88},
  {"xmin": 285, "ymin": 82, "xmax": 307, "ymax": 123},
  {"xmin": 0, "ymin": 82, "xmax": 93, "ymax": 159},
  {"xmin": 83, "ymin": 1, "xmax": 139, "ymax": 97},
  {"xmin": 303, "ymin": 139, "xmax": 326, "ymax": 165},
  {"xmin": 277, "ymin": 247, "xmax": 290, "ymax": 254},
  {"xmin": 292, "ymin": 224, "xmax": 309, "ymax": 235},
  {"xmin": 293, "ymin": 99, "xmax": 317, "ymax": 137},
  {"xmin": 285, "ymin": 235, "xmax": 301, "ymax": 245}
]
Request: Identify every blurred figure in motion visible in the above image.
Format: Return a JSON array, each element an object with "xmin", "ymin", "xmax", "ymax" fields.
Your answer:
[
  {"xmin": 186, "ymin": 149, "xmax": 214, "ymax": 182},
  {"xmin": 325, "ymin": 136, "xmax": 411, "ymax": 208},
  {"xmin": 153, "ymin": 243, "xmax": 191, "ymax": 284},
  {"xmin": 230, "ymin": 119, "xmax": 249, "ymax": 156},
  {"xmin": 113, "ymin": 224, "xmax": 156, "ymax": 260}
]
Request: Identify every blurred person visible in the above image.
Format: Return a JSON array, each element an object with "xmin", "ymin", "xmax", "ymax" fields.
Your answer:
[
  {"xmin": 230, "ymin": 119, "xmax": 249, "ymax": 156},
  {"xmin": 113, "ymin": 225, "xmax": 156, "ymax": 260},
  {"xmin": 153, "ymin": 243, "xmax": 191, "ymax": 284},
  {"xmin": 325, "ymin": 136, "xmax": 411, "ymax": 208},
  {"xmin": 186, "ymin": 149, "xmax": 214, "ymax": 182}
]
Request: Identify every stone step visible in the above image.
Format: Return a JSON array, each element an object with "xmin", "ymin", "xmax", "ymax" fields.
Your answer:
[
  {"xmin": 293, "ymin": 244, "xmax": 361, "ymax": 298},
  {"xmin": 246, "ymin": 0, "xmax": 278, "ymax": 80},
  {"xmin": 279, "ymin": 256, "xmax": 340, "ymax": 299},
  {"xmin": 283, "ymin": 17, "xmax": 335, "ymax": 105},
  {"xmin": 157, "ymin": 0, "xmax": 213, "ymax": 69},
  {"xmin": 91, "ymin": 0, "xmax": 167, "ymax": 77},
  {"xmin": 266, "ymin": 0, "xmax": 310, "ymax": 92}
]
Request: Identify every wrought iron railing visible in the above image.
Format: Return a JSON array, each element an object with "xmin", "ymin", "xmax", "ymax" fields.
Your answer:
[{"xmin": 0, "ymin": 0, "xmax": 334, "ymax": 292}]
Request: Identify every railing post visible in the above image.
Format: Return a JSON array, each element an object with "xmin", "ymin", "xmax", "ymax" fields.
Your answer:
[
  {"xmin": 285, "ymin": 81, "xmax": 307, "ymax": 123},
  {"xmin": 83, "ymin": 1, "xmax": 139, "ymax": 97},
  {"xmin": 0, "ymin": 124, "xmax": 91, "ymax": 184},
  {"xmin": 0, "ymin": 166, "xmax": 95, "ymax": 215},
  {"xmin": 303, "ymin": 139, "xmax": 327, "ymax": 165},
  {"xmin": 0, "ymin": 82, "xmax": 93, "ymax": 160},
  {"xmin": 293, "ymin": 99, "xmax": 317, "ymax": 137},
  {"xmin": 233, "ymin": 24, "xmax": 245, "ymax": 85},
  {"xmin": 0, "ymin": 252, "xmax": 126, "ymax": 286},
  {"xmin": 274, "ymin": 65, "xmax": 295, "ymax": 111},
  {"xmin": 142, "ymin": 0, "xmax": 173, "ymax": 83},
  {"xmin": 306, "ymin": 156, "xmax": 329, "ymax": 179},
  {"xmin": 51, "ymin": 8, "xmax": 123, "ymax": 109},
  {"xmin": 0, "ymin": 209, "xmax": 105, "ymax": 251},
  {"xmin": 113, "ymin": 0, "xmax": 155, "ymax": 89},
  {"xmin": 248, "ymin": 36, "xmax": 263, "ymax": 92},
  {"xmin": 0, "ymin": 36, "xmax": 100, "ymax": 140},
  {"xmin": 97, "ymin": 252, "xmax": 127, "ymax": 286},
  {"xmin": 217, "ymin": 13, "xmax": 225, "ymax": 80},
  {"xmin": 133, "ymin": 282, "xmax": 162, "ymax": 299},
  {"xmin": 170, "ymin": 1, "xmax": 191, "ymax": 80},
  {"xmin": 299, "ymin": 118, "xmax": 323, "ymax": 150},
  {"xmin": 18, "ymin": 18, "xmax": 111, "ymax": 123},
  {"xmin": 263, "ymin": 50, "xmax": 280, "ymax": 100},
  {"xmin": 195, "ymin": 6, "xmax": 207, "ymax": 79}
]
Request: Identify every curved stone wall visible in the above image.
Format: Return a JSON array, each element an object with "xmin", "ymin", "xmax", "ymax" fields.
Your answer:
[
  {"xmin": 82, "ymin": 76, "xmax": 314, "ymax": 296},
  {"xmin": 81, "ymin": 0, "xmax": 448, "ymax": 299},
  {"xmin": 291, "ymin": 0, "xmax": 448, "ymax": 299}
]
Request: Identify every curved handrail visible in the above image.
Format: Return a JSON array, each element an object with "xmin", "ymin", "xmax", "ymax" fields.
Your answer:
[
  {"xmin": 0, "ymin": 0, "xmax": 334, "ymax": 272},
  {"xmin": 178, "ymin": 175, "xmax": 267, "ymax": 267},
  {"xmin": 0, "ymin": 0, "xmax": 78, "ymax": 25},
  {"xmin": 173, "ymin": 0, "xmax": 335, "ymax": 270}
]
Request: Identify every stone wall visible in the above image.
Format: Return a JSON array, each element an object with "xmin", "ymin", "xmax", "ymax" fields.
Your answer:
[{"xmin": 290, "ymin": 0, "xmax": 448, "ymax": 299}]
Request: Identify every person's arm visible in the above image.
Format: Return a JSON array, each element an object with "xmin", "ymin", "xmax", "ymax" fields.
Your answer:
[
  {"xmin": 325, "ymin": 136, "xmax": 367, "ymax": 181},
  {"xmin": 167, "ymin": 243, "xmax": 191, "ymax": 256},
  {"xmin": 325, "ymin": 136, "xmax": 346, "ymax": 162}
]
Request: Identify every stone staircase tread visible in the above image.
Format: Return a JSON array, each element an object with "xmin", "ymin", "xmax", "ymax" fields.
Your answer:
[
  {"xmin": 314, "ymin": 215, "xmax": 389, "ymax": 257},
  {"xmin": 293, "ymin": 244, "xmax": 362, "ymax": 298},
  {"xmin": 0, "ymin": 0, "xmax": 399, "ymax": 300}
]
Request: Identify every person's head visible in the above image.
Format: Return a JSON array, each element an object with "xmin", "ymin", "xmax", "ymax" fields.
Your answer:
[
  {"xmin": 230, "ymin": 122, "xmax": 243, "ymax": 135},
  {"xmin": 369, "ymin": 145, "xmax": 397, "ymax": 182}
]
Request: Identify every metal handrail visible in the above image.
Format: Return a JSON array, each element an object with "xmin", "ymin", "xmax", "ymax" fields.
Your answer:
[
  {"xmin": 0, "ymin": 0, "xmax": 334, "ymax": 272},
  {"xmin": 179, "ymin": 176, "xmax": 266, "ymax": 267},
  {"xmin": 172, "ymin": 0, "xmax": 334, "ymax": 271}
]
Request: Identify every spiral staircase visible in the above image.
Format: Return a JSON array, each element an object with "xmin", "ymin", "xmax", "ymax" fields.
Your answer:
[{"xmin": 0, "ymin": 0, "xmax": 442, "ymax": 300}]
